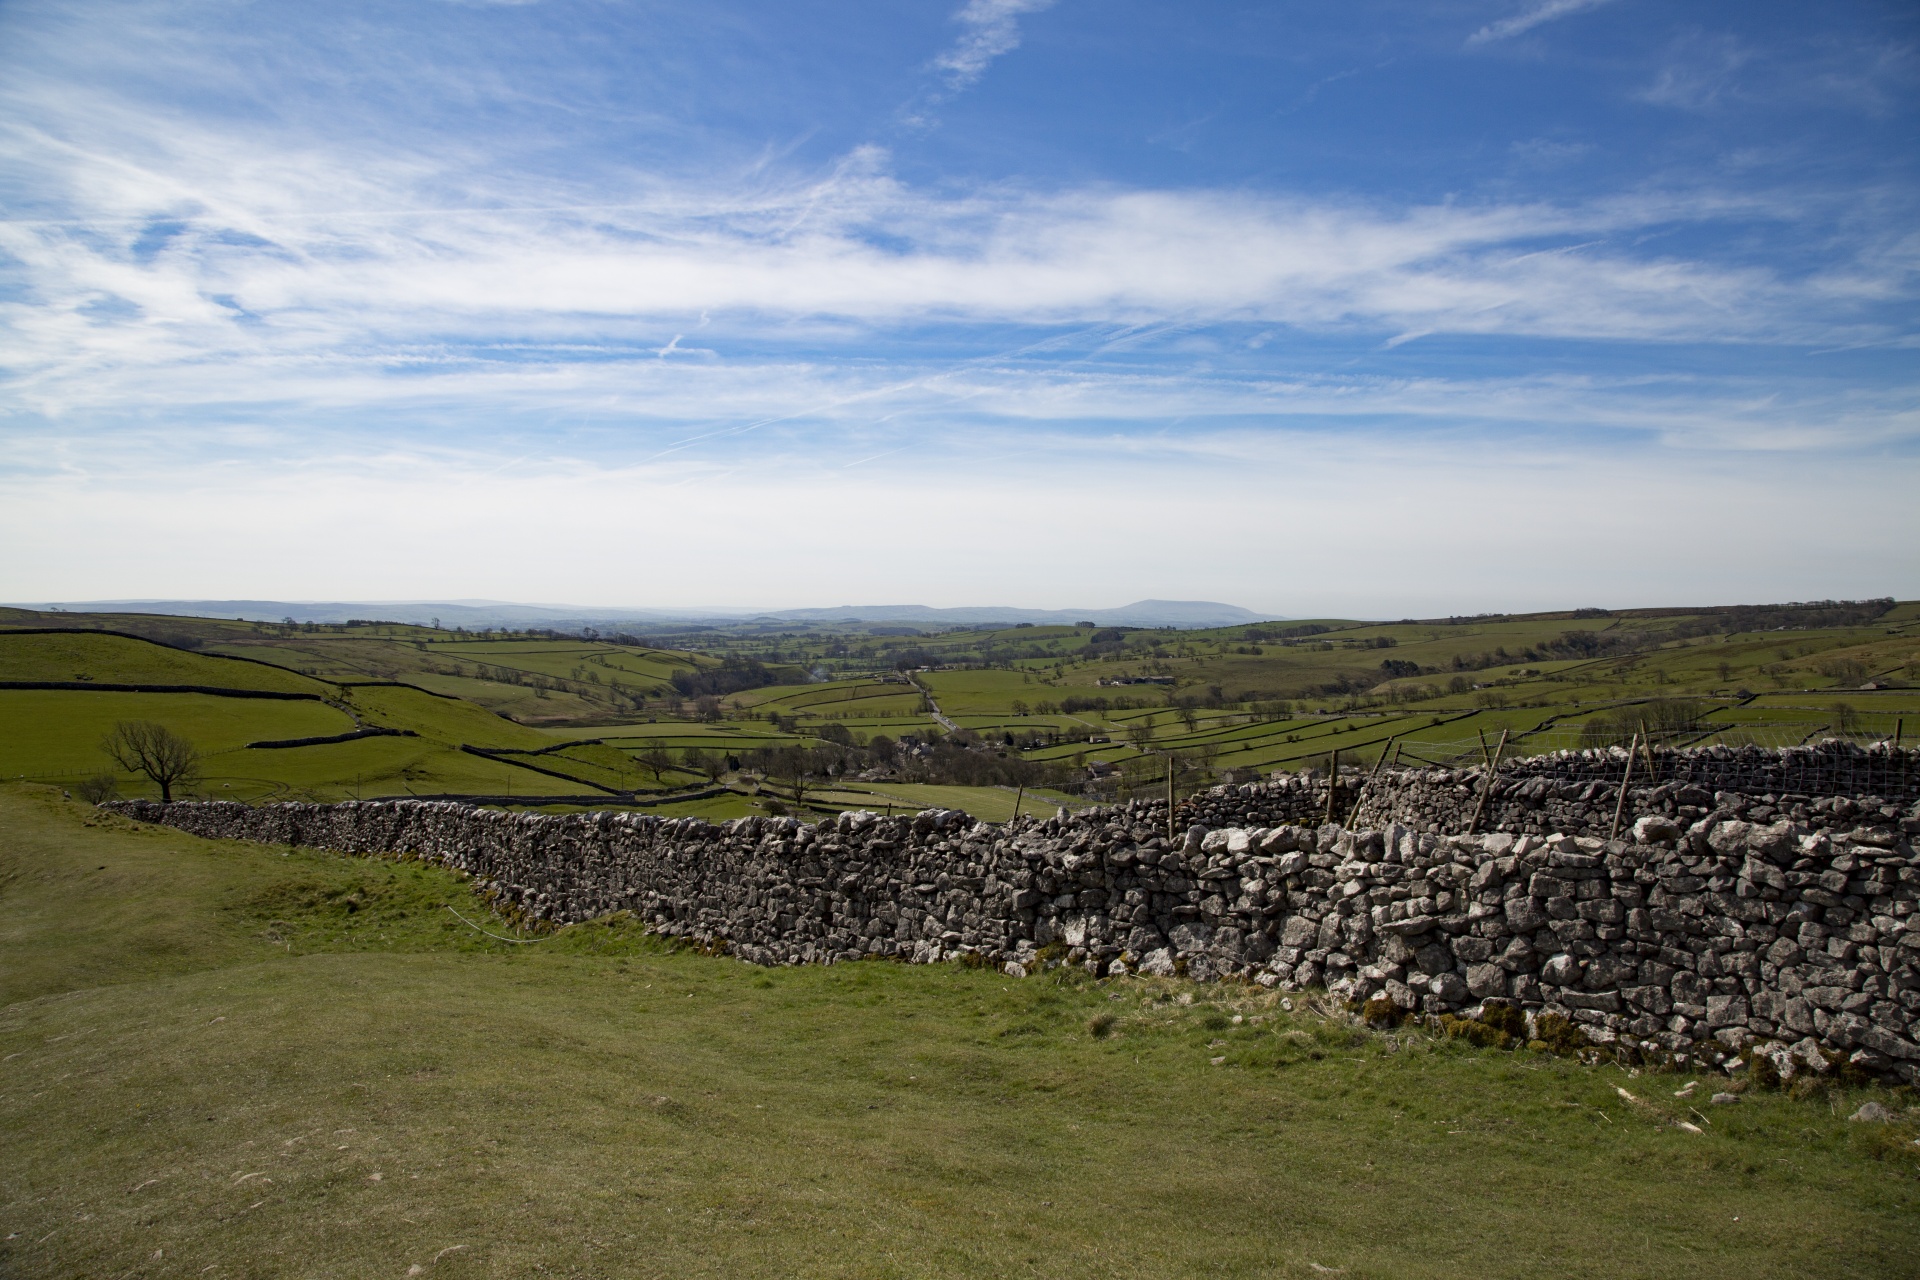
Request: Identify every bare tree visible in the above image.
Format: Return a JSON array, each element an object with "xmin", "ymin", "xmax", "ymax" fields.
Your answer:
[
  {"xmin": 682, "ymin": 748, "xmax": 727, "ymax": 783},
  {"xmin": 638, "ymin": 747, "xmax": 676, "ymax": 786},
  {"xmin": 768, "ymin": 746, "xmax": 812, "ymax": 807},
  {"xmin": 76, "ymin": 773, "xmax": 120, "ymax": 804},
  {"xmin": 101, "ymin": 721, "xmax": 200, "ymax": 802}
]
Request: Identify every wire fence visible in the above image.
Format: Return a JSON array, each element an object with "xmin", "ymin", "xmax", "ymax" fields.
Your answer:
[{"xmin": 1391, "ymin": 722, "xmax": 1905, "ymax": 769}]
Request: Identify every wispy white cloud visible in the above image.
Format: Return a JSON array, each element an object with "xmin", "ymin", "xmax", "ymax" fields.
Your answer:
[
  {"xmin": 1637, "ymin": 32, "xmax": 1754, "ymax": 109},
  {"xmin": 932, "ymin": 0, "xmax": 1056, "ymax": 90},
  {"xmin": 3, "ymin": 100, "xmax": 1902, "ymax": 426},
  {"xmin": 1468, "ymin": 0, "xmax": 1613, "ymax": 47}
]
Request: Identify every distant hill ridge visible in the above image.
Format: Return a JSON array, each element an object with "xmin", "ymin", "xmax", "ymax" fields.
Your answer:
[{"xmin": 26, "ymin": 598, "xmax": 1277, "ymax": 631}]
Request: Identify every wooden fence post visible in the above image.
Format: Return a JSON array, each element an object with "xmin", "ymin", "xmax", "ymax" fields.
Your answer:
[
  {"xmin": 1465, "ymin": 729, "xmax": 1508, "ymax": 835},
  {"xmin": 1346, "ymin": 735, "xmax": 1399, "ymax": 827},
  {"xmin": 1324, "ymin": 749, "xmax": 1340, "ymax": 826},
  {"xmin": 1609, "ymin": 730, "xmax": 1642, "ymax": 841},
  {"xmin": 1166, "ymin": 755, "xmax": 1175, "ymax": 842}
]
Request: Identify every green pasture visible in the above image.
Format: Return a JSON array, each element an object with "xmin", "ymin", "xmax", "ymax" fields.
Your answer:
[
  {"xmin": 918, "ymin": 668, "xmax": 1053, "ymax": 713},
  {"xmin": 426, "ymin": 642, "xmax": 686, "ymax": 691},
  {"xmin": 948, "ymin": 719, "xmax": 1098, "ymax": 744},
  {"xmin": 0, "ymin": 687, "xmax": 616, "ymax": 803},
  {"xmin": 789, "ymin": 693, "xmax": 928, "ymax": 720},
  {"xmin": 737, "ymin": 679, "xmax": 925, "ymax": 718},
  {"xmin": 3, "ymin": 787, "xmax": 1917, "ymax": 1278},
  {"xmin": 196, "ymin": 737, "xmax": 594, "ymax": 803},
  {"xmin": 0, "ymin": 630, "xmax": 329, "ymax": 695},
  {"xmin": 0, "ymin": 690, "xmax": 351, "ymax": 783},
  {"xmin": 384, "ymin": 670, "xmax": 613, "ymax": 721},
  {"xmin": 536, "ymin": 742, "xmax": 677, "ymax": 791},
  {"xmin": 1743, "ymin": 691, "xmax": 1920, "ymax": 718},
  {"xmin": 421, "ymin": 638, "xmax": 614, "ymax": 654},
  {"xmin": 342, "ymin": 683, "xmax": 554, "ymax": 750},
  {"xmin": 588, "ymin": 725, "xmax": 812, "ymax": 751},
  {"xmin": 810, "ymin": 715, "xmax": 950, "ymax": 738},
  {"xmin": 203, "ymin": 637, "xmax": 438, "ymax": 683}
]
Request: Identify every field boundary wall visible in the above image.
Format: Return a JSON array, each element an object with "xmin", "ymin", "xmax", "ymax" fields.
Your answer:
[{"xmin": 108, "ymin": 742, "xmax": 1920, "ymax": 1084}]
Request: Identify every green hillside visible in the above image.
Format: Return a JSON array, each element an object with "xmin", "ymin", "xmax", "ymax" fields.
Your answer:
[
  {"xmin": 0, "ymin": 629, "xmax": 331, "ymax": 695},
  {"xmin": 2, "ymin": 788, "xmax": 1913, "ymax": 1278}
]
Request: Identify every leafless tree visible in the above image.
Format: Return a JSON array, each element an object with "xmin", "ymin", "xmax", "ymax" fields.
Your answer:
[
  {"xmin": 682, "ymin": 748, "xmax": 727, "ymax": 783},
  {"xmin": 638, "ymin": 747, "xmax": 676, "ymax": 786},
  {"xmin": 767, "ymin": 746, "xmax": 812, "ymax": 807},
  {"xmin": 101, "ymin": 720, "xmax": 200, "ymax": 802},
  {"xmin": 76, "ymin": 773, "xmax": 120, "ymax": 804}
]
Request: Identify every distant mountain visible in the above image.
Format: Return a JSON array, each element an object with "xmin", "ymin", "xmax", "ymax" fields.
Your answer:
[
  {"xmin": 31, "ymin": 599, "xmax": 686, "ymax": 629},
  {"xmin": 760, "ymin": 600, "xmax": 1275, "ymax": 627},
  {"xmin": 28, "ymin": 597, "xmax": 1277, "ymax": 631}
]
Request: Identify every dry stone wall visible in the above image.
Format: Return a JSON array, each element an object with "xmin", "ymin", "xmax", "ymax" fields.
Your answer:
[
  {"xmin": 108, "ymin": 744, "xmax": 1920, "ymax": 1084},
  {"xmin": 1185, "ymin": 742, "xmax": 1917, "ymax": 838}
]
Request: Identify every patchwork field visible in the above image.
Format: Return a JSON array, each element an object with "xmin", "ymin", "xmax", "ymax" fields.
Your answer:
[
  {"xmin": 3, "ymin": 600, "xmax": 1915, "ymax": 817},
  {"xmin": 2, "ymin": 787, "xmax": 1916, "ymax": 1278}
]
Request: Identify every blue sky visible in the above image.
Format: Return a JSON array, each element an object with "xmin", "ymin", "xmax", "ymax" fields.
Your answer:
[{"xmin": 1, "ymin": 0, "xmax": 1915, "ymax": 615}]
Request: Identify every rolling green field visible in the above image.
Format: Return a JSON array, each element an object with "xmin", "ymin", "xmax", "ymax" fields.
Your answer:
[
  {"xmin": 0, "ymin": 630, "xmax": 330, "ymax": 695},
  {"xmin": 3, "ymin": 600, "xmax": 1915, "ymax": 817},
  {"xmin": 2, "ymin": 786, "xmax": 1916, "ymax": 1278},
  {"xmin": 0, "ymin": 690, "xmax": 352, "ymax": 781}
]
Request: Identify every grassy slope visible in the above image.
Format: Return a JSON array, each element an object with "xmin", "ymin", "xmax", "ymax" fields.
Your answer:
[
  {"xmin": 0, "ymin": 631, "xmax": 330, "ymax": 695},
  {"xmin": 0, "ymin": 691, "xmax": 354, "ymax": 781},
  {"xmin": 0, "ymin": 666, "xmax": 608, "ymax": 802},
  {"xmin": 3, "ymin": 786, "xmax": 1918, "ymax": 1279},
  {"xmin": 342, "ymin": 684, "xmax": 554, "ymax": 750}
]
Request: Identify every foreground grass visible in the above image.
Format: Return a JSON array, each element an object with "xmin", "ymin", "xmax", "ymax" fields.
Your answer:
[{"xmin": 2, "ymin": 787, "xmax": 1917, "ymax": 1278}]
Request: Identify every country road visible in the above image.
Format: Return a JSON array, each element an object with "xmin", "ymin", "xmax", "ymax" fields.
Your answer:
[{"xmin": 907, "ymin": 674, "xmax": 960, "ymax": 733}]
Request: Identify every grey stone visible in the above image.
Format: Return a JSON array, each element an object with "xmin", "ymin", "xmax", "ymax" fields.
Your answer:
[
  {"xmin": 1788, "ymin": 1037, "xmax": 1830, "ymax": 1073},
  {"xmin": 1561, "ymin": 990, "xmax": 1622, "ymax": 1013},
  {"xmin": 1465, "ymin": 962, "xmax": 1508, "ymax": 1000},
  {"xmin": 1706, "ymin": 995, "xmax": 1750, "ymax": 1028},
  {"xmin": 1855, "ymin": 1027, "xmax": 1920, "ymax": 1061},
  {"xmin": 1137, "ymin": 948, "xmax": 1178, "ymax": 978},
  {"xmin": 1632, "ymin": 815, "xmax": 1682, "ymax": 845},
  {"xmin": 1280, "ymin": 917, "xmax": 1318, "ymax": 949},
  {"xmin": 1541, "ymin": 953, "xmax": 1581, "ymax": 986}
]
